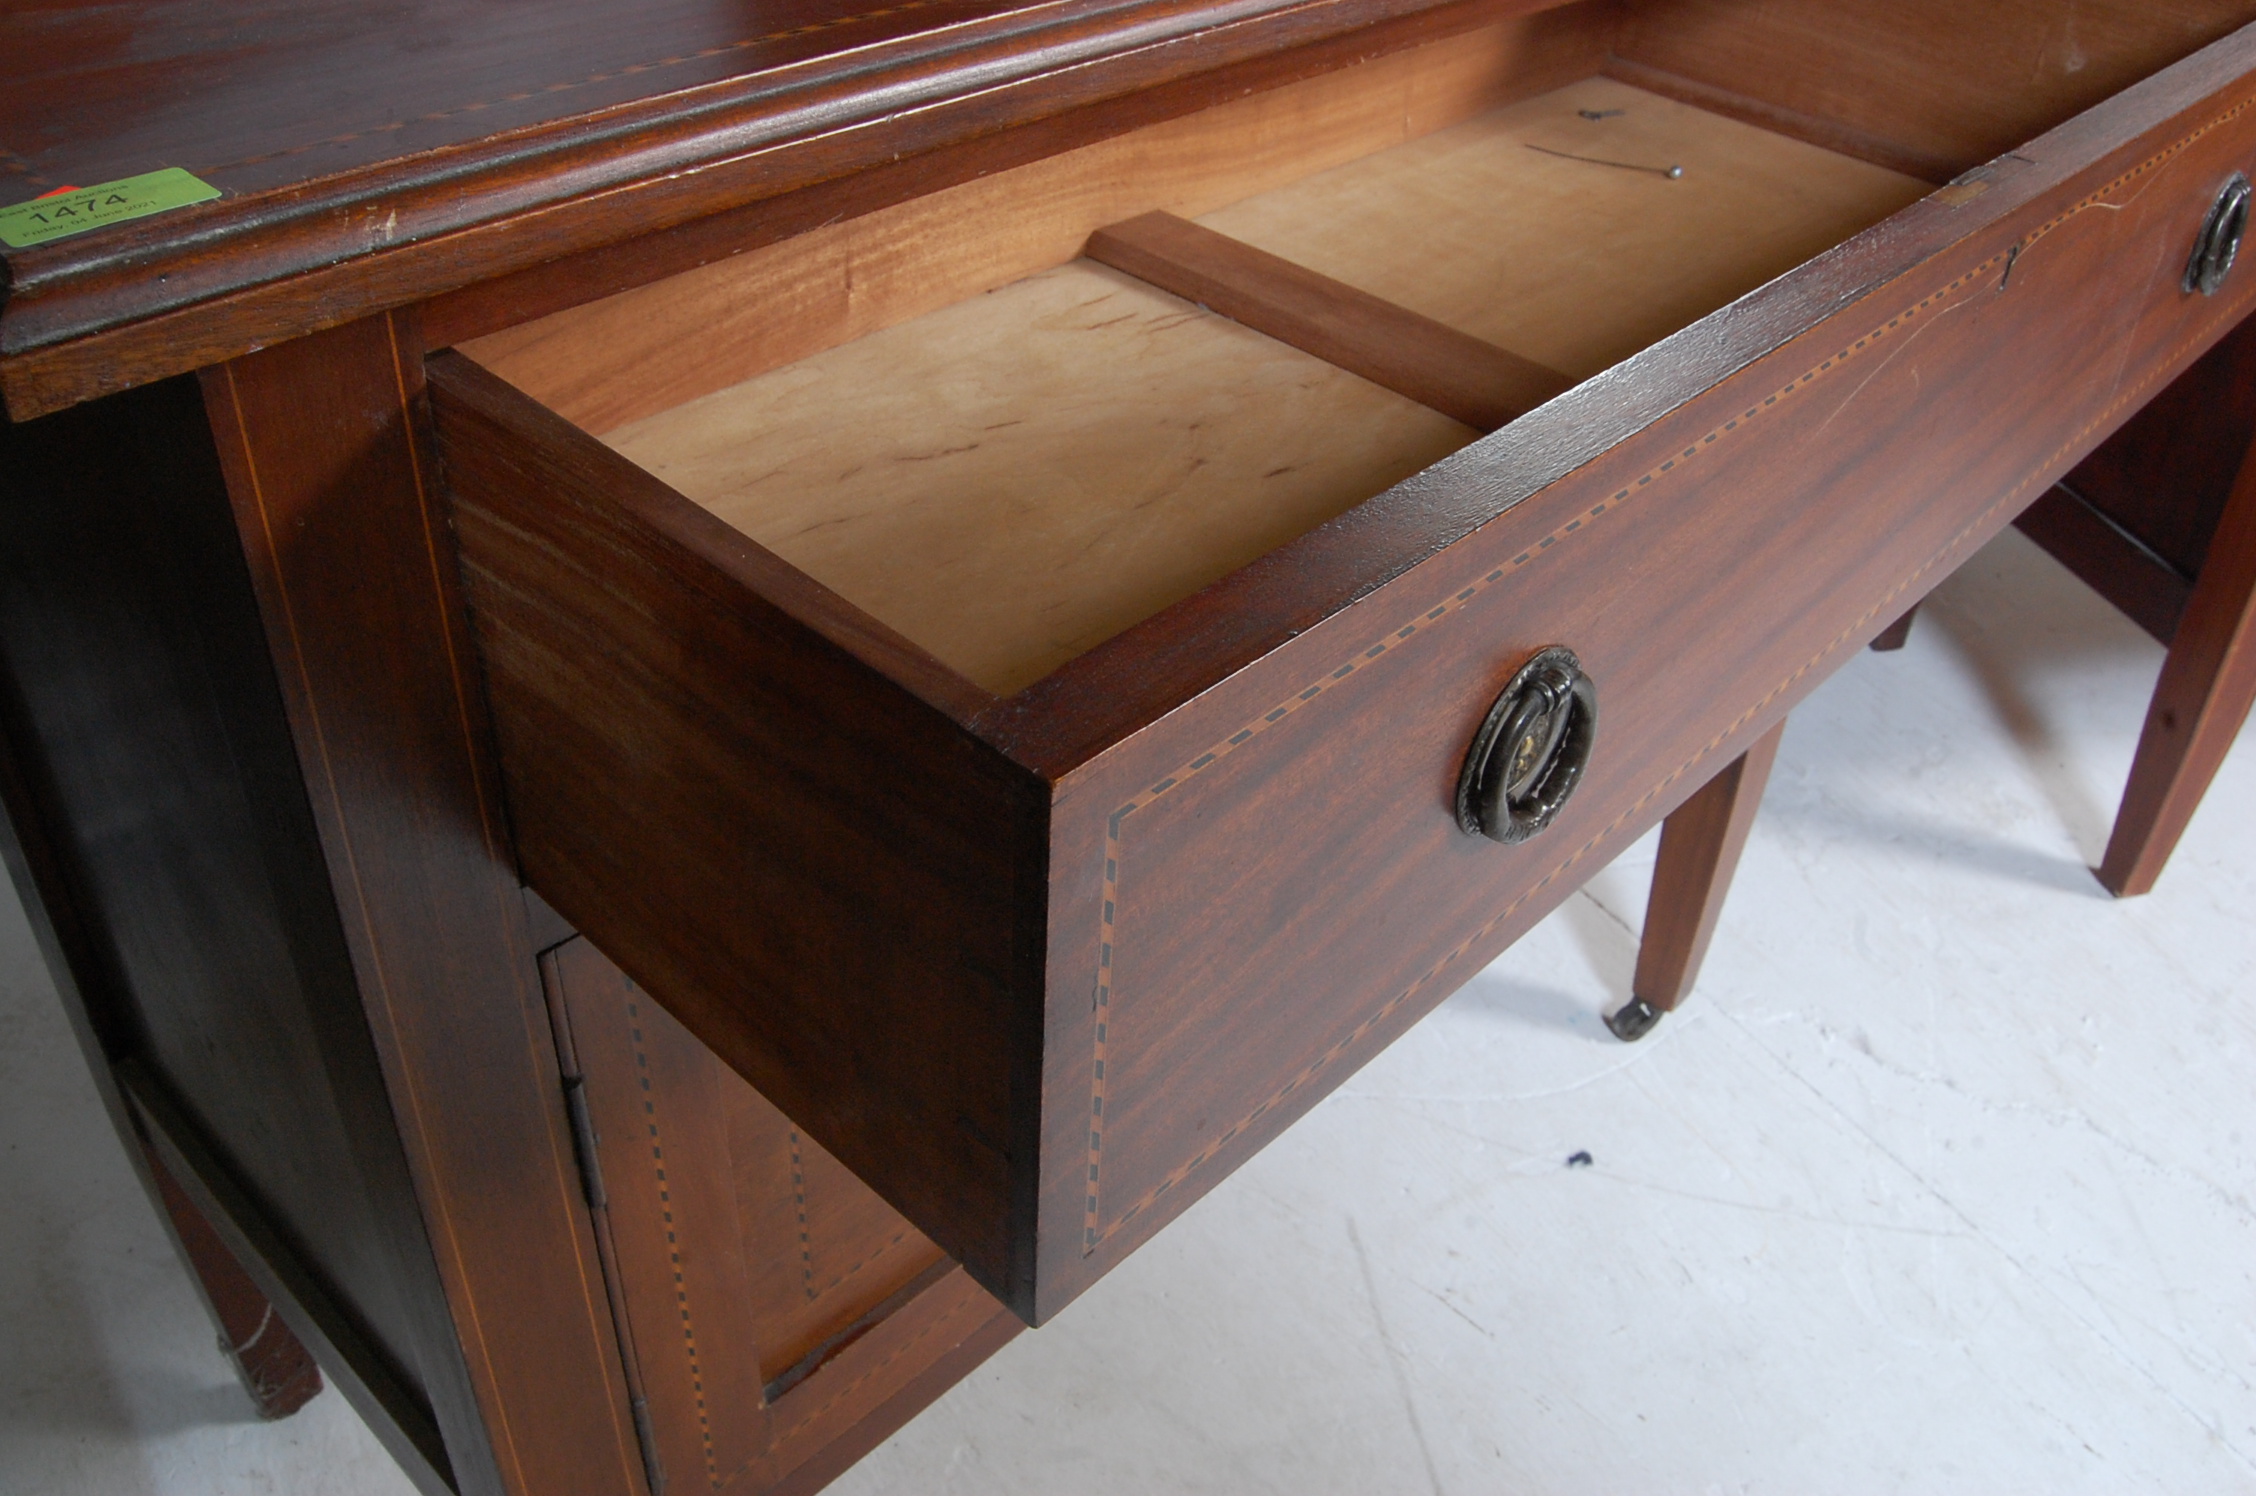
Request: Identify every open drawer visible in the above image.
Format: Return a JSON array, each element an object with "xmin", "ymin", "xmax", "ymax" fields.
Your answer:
[{"xmin": 430, "ymin": 2, "xmax": 2256, "ymax": 1322}]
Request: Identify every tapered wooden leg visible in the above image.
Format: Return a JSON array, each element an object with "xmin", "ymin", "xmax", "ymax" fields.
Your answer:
[
  {"xmin": 1607, "ymin": 719, "xmax": 1787, "ymax": 1042},
  {"xmin": 2099, "ymin": 443, "xmax": 2256, "ymax": 896},
  {"xmin": 1869, "ymin": 604, "xmax": 1919, "ymax": 652},
  {"xmin": 140, "ymin": 1140, "xmax": 324, "ymax": 1419}
]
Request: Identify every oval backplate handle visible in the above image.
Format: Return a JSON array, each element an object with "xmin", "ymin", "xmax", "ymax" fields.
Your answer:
[{"xmin": 1455, "ymin": 645, "xmax": 1598, "ymax": 845}]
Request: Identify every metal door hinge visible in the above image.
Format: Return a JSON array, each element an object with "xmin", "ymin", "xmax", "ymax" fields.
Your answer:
[
  {"xmin": 560, "ymin": 1074, "xmax": 607, "ymax": 1211},
  {"xmin": 630, "ymin": 1395, "xmax": 665, "ymax": 1496}
]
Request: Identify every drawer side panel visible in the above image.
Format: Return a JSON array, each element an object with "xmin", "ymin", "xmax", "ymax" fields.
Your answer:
[
  {"xmin": 430, "ymin": 355, "xmax": 1049, "ymax": 1311},
  {"xmin": 1616, "ymin": 0, "xmax": 2256, "ymax": 178}
]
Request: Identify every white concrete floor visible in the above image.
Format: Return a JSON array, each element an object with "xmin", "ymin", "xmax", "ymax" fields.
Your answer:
[{"xmin": 6, "ymin": 527, "xmax": 2254, "ymax": 1495}]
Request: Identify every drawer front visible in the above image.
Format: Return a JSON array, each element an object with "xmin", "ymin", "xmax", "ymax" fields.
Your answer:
[{"xmin": 1034, "ymin": 61, "xmax": 2256, "ymax": 1307}]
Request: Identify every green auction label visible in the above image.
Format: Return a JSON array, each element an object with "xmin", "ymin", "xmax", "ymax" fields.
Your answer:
[{"xmin": 0, "ymin": 169, "xmax": 221, "ymax": 249}]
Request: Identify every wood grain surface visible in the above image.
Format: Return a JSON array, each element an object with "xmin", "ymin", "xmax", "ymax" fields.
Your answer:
[
  {"xmin": 1198, "ymin": 76, "xmax": 1929, "ymax": 383},
  {"xmin": 2058, "ymin": 313, "xmax": 2256, "ymax": 579},
  {"xmin": 0, "ymin": 0, "xmax": 1004, "ymax": 199},
  {"xmin": 596, "ymin": 260, "xmax": 1469, "ymax": 695},
  {"xmin": 0, "ymin": 0, "xmax": 1590, "ymax": 418},
  {"xmin": 139, "ymin": 1137, "xmax": 327, "ymax": 1420},
  {"xmin": 9, "ymin": 0, "xmax": 2250, "ymax": 419},
  {"xmin": 17, "ymin": 6, "xmax": 2256, "ymax": 1494},
  {"xmin": 1632, "ymin": 719, "xmax": 1785, "ymax": 1012},
  {"xmin": 2014, "ymin": 315, "xmax": 2256, "ymax": 892},
  {"xmin": 1087, "ymin": 210, "xmax": 1572, "ymax": 429},
  {"xmin": 2101, "ymin": 400, "xmax": 2256, "ymax": 895},
  {"xmin": 1614, "ymin": 0, "xmax": 2256, "ymax": 179},
  {"xmin": 123, "ymin": 1065, "xmax": 458, "ymax": 1496},
  {"xmin": 545, "ymin": 936, "xmax": 1016, "ymax": 1495},
  {"xmin": 1599, "ymin": 55, "xmax": 1962, "ymax": 183},
  {"xmin": 204, "ymin": 316, "xmax": 648, "ymax": 1495},
  {"xmin": 0, "ymin": 372, "xmax": 458, "ymax": 1491},
  {"xmin": 2015, "ymin": 483, "xmax": 2194, "ymax": 646},
  {"xmin": 560, "ymin": 78, "xmax": 1916, "ymax": 696},
  {"xmin": 433, "ymin": 349, "xmax": 1049, "ymax": 1304},
  {"xmin": 459, "ymin": 9, "xmax": 1608, "ymax": 432},
  {"xmin": 990, "ymin": 25, "xmax": 2256, "ymax": 776},
  {"xmin": 1020, "ymin": 57, "xmax": 2256, "ymax": 1305}
]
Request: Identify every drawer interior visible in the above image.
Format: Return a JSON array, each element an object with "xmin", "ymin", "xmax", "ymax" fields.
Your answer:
[
  {"xmin": 465, "ymin": 64, "xmax": 1923, "ymax": 694},
  {"xmin": 1195, "ymin": 77, "xmax": 1921, "ymax": 385},
  {"xmin": 601, "ymin": 260, "xmax": 1471, "ymax": 695}
]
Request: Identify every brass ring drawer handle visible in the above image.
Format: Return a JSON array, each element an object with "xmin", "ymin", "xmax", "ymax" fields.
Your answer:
[
  {"xmin": 2185, "ymin": 172, "xmax": 2251, "ymax": 296},
  {"xmin": 1456, "ymin": 646, "xmax": 1598, "ymax": 844}
]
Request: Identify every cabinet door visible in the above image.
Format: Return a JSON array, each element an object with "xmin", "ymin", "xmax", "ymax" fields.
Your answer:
[{"xmin": 542, "ymin": 937, "xmax": 1016, "ymax": 1495}]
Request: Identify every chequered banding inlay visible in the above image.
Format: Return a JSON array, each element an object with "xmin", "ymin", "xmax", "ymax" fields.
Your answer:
[
  {"xmin": 782, "ymin": 1128, "xmax": 917, "ymax": 1303},
  {"xmin": 813, "ymin": 1226, "xmax": 917, "ymax": 1301},
  {"xmin": 628, "ymin": 996, "xmax": 721, "ymax": 1488},
  {"xmin": 1081, "ymin": 88, "xmax": 2256, "ymax": 1256},
  {"xmin": 788, "ymin": 1128, "xmax": 817, "ymax": 1303}
]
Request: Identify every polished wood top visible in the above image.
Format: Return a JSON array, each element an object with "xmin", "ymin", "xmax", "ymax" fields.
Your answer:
[
  {"xmin": 9, "ymin": 0, "xmax": 2253, "ymax": 422},
  {"xmin": 0, "ymin": 0, "xmax": 1548, "ymax": 418},
  {"xmin": 3, "ymin": 0, "xmax": 1017, "ymax": 200}
]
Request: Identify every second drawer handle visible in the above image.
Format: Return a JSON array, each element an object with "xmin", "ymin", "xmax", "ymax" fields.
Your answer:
[
  {"xmin": 1456, "ymin": 646, "xmax": 1598, "ymax": 845},
  {"xmin": 2185, "ymin": 173, "xmax": 2251, "ymax": 296}
]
